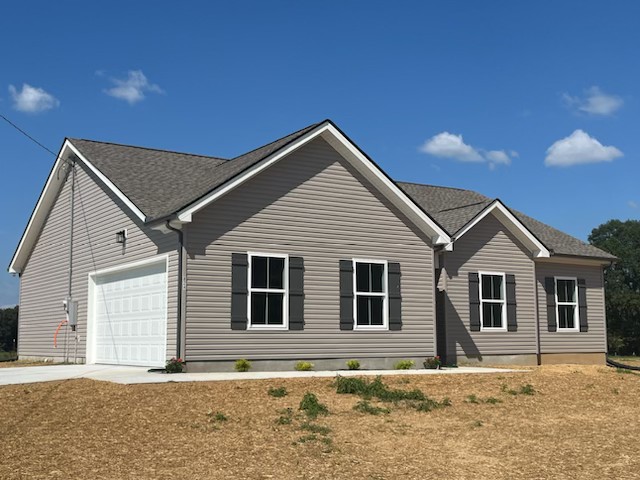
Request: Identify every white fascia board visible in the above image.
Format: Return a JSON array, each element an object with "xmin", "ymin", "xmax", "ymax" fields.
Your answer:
[
  {"xmin": 453, "ymin": 200, "xmax": 550, "ymax": 258},
  {"xmin": 8, "ymin": 140, "xmax": 147, "ymax": 274},
  {"xmin": 175, "ymin": 122, "xmax": 451, "ymax": 244}
]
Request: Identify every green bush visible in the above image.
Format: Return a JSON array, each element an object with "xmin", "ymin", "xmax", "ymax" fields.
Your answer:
[
  {"xmin": 346, "ymin": 359, "xmax": 361, "ymax": 370},
  {"xmin": 299, "ymin": 392, "xmax": 329, "ymax": 418},
  {"xmin": 165, "ymin": 357, "xmax": 185, "ymax": 374},
  {"xmin": 268, "ymin": 386, "xmax": 288, "ymax": 398},
  {"xmin": 235, "ymin": 358, "xmax": 252, "ymax": 372},
  {"xmin": 299, "ymin": 422, "xmax": 331, "ymax": 435},
  {"xmin": 519, "ymin": 384, "xmax": 535, "ymax": 395},
  {"xmin": 465, "ymin": 394, "xmax": 480, "ymax": 404},
  {"xmin": 353, "ymin": 400, "xmax": 390, "ymax": 415},
  {"xmin": 394, "ymin": 359, "xmax": 415, "ymax": 370},
  {"xmin": 335, "ymin": 375, "xmax": 425, "ymax": 402},
  {"xmin": 295, "ymin": 361, "xmax": 314, "ymax": 371}
]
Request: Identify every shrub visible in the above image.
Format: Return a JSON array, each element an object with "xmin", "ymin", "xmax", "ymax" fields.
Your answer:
[
  {"xmin": 413, "ymin": 397, "xmax": 451, "ymax": 412},
  {"xmin": 165, "ymin": 357, "xmax": 185, "ymax": 374},
  {"xmin": 268, "ymin": 386, "xmax": 288, "ymax": 398},
  {"xmin": 295, "ymin": 361, "xmax": 314, "ymax": 371},
  {"xmin": 353, "ymin": 400, "xmax": 390, "ymax": 415},
  {"xmin": 235, "ymin": 358, "xmax": 252, "ymax": 372},
  {"xmin": 206, "ymin": 410, "xmax": 227, "ymax": 422},
  {"xmin": 275, "ymin": 407, "xmax": 293, "ymax": 425},
  {"xmin": 485, "ymin": 397, "xmax": 502, "ymax": 404},
  {"xmin": 300, "ymin": 422, "xmax": 331, "ymax": 435},
  {"xmin": 346, "ymin": 359, "xmax": 361, "ymax": 370},
  {"xmin": 335, "ymin": 375, "xmax": 425, "ymax": 402},
  {"xmin": 465, "ymin": 394, "xmax": 480, "ymax": 404},
  {"xmin": 423, "ymin": 356, "xmax": 442, "ymax": 369},
  {"xmin": 519, "ymin": 384, "xmax": 535, "ymax": 395},
  {"xmin": 299, "ymin": 392, "xmax": 329, "ymax": 418},
  {"xmin": 394, "ymin": 359, "xmax": 415, "ymax": 370}
]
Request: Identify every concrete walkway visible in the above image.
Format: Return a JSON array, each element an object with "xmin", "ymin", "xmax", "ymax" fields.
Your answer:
[{"xmin": 0, "ymin": 364, "xmax": 524, "ymax": 386}]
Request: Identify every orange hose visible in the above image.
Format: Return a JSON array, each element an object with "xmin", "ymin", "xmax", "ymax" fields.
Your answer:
[{"xmin": 53, "ymin": 319, "xmax": 68, "ymax": 348}]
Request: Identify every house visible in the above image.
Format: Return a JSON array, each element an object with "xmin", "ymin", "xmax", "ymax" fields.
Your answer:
[{"xmin": 8, "ymin": 120, "xmax": 615, "ymax": 370}]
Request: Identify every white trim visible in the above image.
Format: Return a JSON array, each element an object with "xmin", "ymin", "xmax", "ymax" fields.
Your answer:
[
  {"xmin": 352, "ymin": 258, "xmax": 389, "ymax": 331},
  {"xmin": 247, "ymin": 252, "xmax": 289, "ymax": 330},
  {"xmin": 86, "ymin": 254, "xmax": 169, "ymax": 366},
  {"xmin": 175, "ymin": 122, "xmax": 451, "ymax": 244},
  {"xmin": 9, "ymin": 140, "xmax": 147, "ymax": 274},
  {"xmin": 453, "ymin": 200, "xmax": 550, "ymax": 259},
  {"xmin": 478, "ymin": 271, "xmax": 507, "ymax": 332},
  {"xmin": 554, "ymin": 276, "xmax": 580, "ymax": 332}
]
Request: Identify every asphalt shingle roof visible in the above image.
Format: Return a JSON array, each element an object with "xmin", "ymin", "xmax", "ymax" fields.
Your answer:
[{"xmin": 69, "ymin": 122, "xmax": 614, "ymax": 260}]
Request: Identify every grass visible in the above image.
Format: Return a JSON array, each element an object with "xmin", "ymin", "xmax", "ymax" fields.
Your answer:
[
  {"xmin": 299, "ymin": 392, "xmax": 329, "ymax": 418},
  {"xmin": 267, "ymin": 386, "xmax": 288, "ymax": 398},
  {"xmin": 0, "ymin": 351, "xmax": 17, "ymax": 362},
  {"xmin": 1, "ymin": 364, "xmax": 639, "ymax": 479}
]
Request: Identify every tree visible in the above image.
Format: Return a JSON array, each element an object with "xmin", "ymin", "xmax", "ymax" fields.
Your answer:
[
  {"xmin": 0, "ymin": 306, "xmax": 18, "ymax": 352},
  {"xmin": 589, "ymin": 219, "xmax": 640, "ymax": 355}
]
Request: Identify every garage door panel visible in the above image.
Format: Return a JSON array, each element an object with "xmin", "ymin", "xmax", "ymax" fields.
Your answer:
[{"xmin": 92, "ymin": 261, "xmax": 167, "ymax": 367}]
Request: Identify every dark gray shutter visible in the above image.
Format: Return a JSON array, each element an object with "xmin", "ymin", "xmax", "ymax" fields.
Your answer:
[
  {"xmin": 231, "ymin": 253, "xmax": 248, "ymax": 330},
  {"xmin": 469, "ymin": 272, "xmax": 480, "ymax": 332},
  {"xmin": 289, "ymin": 257, "xmax": 305, "ymax": 330},
  {"xmin": 578, "ymin": 278, "xmax": 588, "ymax": 332},
  {"xmin": 339, "ymin": 260, "xmax": 354, "ymax": 330},
  {"xmin": 388, "ymin": 262, "xmax": 401, "ymax": 331},
  {"xmin": 506, "ymin": 274, "xmax": 517, "ymax": 332},
  {"xmin": 545, "ymin": 277, "xmax": 557, "ymax": 332}
]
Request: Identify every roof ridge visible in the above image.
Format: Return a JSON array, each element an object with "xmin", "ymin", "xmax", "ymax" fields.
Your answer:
[
  {"xmin": 69, "ymin": 138, "xmax": 228, "ymax": 161},
  {"xmin": 230, "ymin": 121, "xmax": 325, "ymax": 160},
  {"xmin": 396, "ymin": 180, "xmax": 482, "ymax": 193}
]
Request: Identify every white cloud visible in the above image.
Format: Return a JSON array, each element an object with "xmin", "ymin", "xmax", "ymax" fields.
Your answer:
[
  {"xmin": 8, "ymin": 84, "xmax": 59, "ymax": 113},
  {"xmin": 563, "ymin": 86, "xmax": 623, "ymax": 116},
  {"xmin": 628, "ymin": 200, "xmax": 638, "ymax": 209},
  {"xmin": 419, "ymin": 132, "xmax": 515, "ymax": 169},
  {"xmin": 545, "ymin": 130, "xmax": 623, "ymax": 167},
  {"xmin": 104, "ymin": 70, "xmax": 164, "ymax": 104}
]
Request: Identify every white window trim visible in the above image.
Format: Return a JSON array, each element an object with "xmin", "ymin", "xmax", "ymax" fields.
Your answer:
[
  {"xmin": 352, "ymin": 258, "xmax": 389, "ymax": 331},
  {"xmin": 247, "ymin": 252, "xmax": 289, "ymax": 330},
  {"xmin": 479, "ymin": 271, "xmax": 507, "ymax": 332},
  {"xmin": 555, "ymin": 276, "xmax": 580, "ymax": 332}
]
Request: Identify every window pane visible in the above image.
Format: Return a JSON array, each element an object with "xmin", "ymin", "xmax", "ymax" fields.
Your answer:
[
  {"xmin": 482, "ymin": 302, "xmax": 503, "ymax": 328},
  {"xmin": 492, "ymin": 276, "xmax": 503, "ymax": 300},
  {"xmin": 251, "ymin": 293, "xmax": 267, "ymax": 324},
  {"xmin": 356, "ymin": 295, "xmax": 369, "ymax": 325},
  {"xmin": 558, "ymin": 305, "xmax": 575, "ymax": 329},
  {"xmin": 370, "ymin": 296, "xmax": 384, "ymax": 325},
  {"xmin": 371, "ymin": 264, "xmax": 384, "ymax": 293},
  {"xmin": 482, "ymin": 274, "xmax": 503, "ymax": 300},
  {"xmin": 267, "ymin": 293, "xmax": 284, "ymax": 325},
  {"xmin": 356, "ymin": 263, "xmax": 370, "ymax": 293},
  {"xmin": 557, "ymin": 279, "xmax": 575, "ymax": 303},
  {"xmin": 268, "ymin": 257, "xmax": 285, "ymax": 289},
  {"xmin": 251, "ymin": 256, "xmax": 268, "ymax": 289}
]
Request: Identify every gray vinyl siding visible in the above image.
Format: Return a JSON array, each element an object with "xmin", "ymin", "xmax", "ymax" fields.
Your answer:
[
  {"xmin": 18, "ymin": 161, "xmax": 179, "ymax": 361},
  {"xmin": 536, "ymin": 263, "xmax": 606, "ymax": 353},
  {"xmin": 184, "ymin": 137, "xmax": 435, "ymax": 361},
  {"xmin": 443, "ymin": 213, "xmax": 537, "ymax": 357}
]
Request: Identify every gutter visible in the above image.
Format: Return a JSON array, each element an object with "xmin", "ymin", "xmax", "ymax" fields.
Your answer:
[{"xmin": 165, "ymin": 221, "xmax": 185, "ymax": 360}]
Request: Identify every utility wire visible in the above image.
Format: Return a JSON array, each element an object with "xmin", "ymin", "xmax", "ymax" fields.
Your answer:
[{"xmin": 0, "ymin": 112, "xmax": 61, "ymax": 158}]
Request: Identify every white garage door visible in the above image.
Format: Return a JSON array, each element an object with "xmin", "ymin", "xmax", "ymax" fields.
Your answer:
[{"xmin": 92, "ymin": 260, "xmax": 167, "ymax": 367}]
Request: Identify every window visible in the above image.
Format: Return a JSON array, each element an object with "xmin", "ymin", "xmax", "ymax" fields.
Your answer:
[
  {"xmin": 556, "ymin": 277, "xmax": 578, "ymax": 331},
  {"xmin": 248, "ymin": 253, "xmax": 288, "ymax": 329},
  {"xmin": 354, "ymin": 260, "xmax": 388, "ymax": 329},
  {"xmin": 479, "ymin": 272, "xmax": 506, "ymax": 330}
]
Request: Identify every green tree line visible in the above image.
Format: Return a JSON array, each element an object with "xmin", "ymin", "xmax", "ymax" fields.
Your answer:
[
  {"xmin": 0, "ymin": 306, "xmax": 18, "ymax": 353},
  {"xmin": 590, "ymin": 219, "xmax": 640, "ymax": 355}
]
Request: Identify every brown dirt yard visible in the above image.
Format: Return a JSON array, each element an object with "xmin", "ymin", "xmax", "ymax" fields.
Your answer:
[{"xmin": 1, "ymin": 365, "xmax": 639, "ymax": 480}]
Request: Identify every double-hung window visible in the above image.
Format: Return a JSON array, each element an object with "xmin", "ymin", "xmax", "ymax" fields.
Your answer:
[
  {"xmin": 248, "ymin": 253, "xmax": 288, "ymax": 329},
  {"xmin": 354, "ymin": 260, "xmax": 388, "ymax": 329},
  {"xmin": 479, "ymin": 272, "xmax": 506, "ymax": 330},
  {"xmin": 556, "ymin": 277, "xmax": 578, "ymax": 331}
]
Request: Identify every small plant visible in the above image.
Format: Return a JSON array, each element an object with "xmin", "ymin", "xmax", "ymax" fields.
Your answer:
[
  {"xmin": 353, "ymin": 400, "xmax": 390, "ymax": 415},
  {"xmin": 299, "ymin": 392, "xmax": 329, "ymax": 418},
  {"xmin": 295, "ymin": 361, "xmax": 314, "ymax": 371},
  {"xmin": 485, "ymin": 397, "xmax": 502, "ymax": 404},
  {"xmin": 165, "ymin": 357, "xmax": 185, "ymax": 374},
  {"xmin": 300, "ymin": 422, "xmax": 332, "ymax": 435},
  {"xmin": 206, "ymin": 410, "xmax": 228, "ymax": 422},
  {"xmin": 346, "ymin": 359, "xmax": 361, "ymax": 370},
  {"xmin": 519, "ymin": 384, "xmax": 535, "ymax": 395},
  {"xmin": 235, "ymin": 358, "xmax": 252, "ymax": 372},
  {"xmin": 268, "ymin": 386, "xmax": 288, "ymax": 398},
  {"xmin": 335, "ymin": 375, "xmax": 425, "ymax": 402},
  {"xmin": 472, "ymin": 420, "xmax": 483, "ymax": 428},
  {"xmin": 275, "ymin": 407, "xmax": 293, "ymax": 425},
  {"xmin": 465, "ymin": 394, "xmax": 480, "ymax": 404},
  {"xmin": 297, "ymin": 434, "xmax": 318, "ymax": 443},
  {"xmin": 413, "ymin": 397, "xmax": 451, "ymax": 412},
  {"xmin": 501, "ymin": 384, "xmax": 518, "ymax": 395},
  {"xmin": 423, "ymin": 356, "xmax": 442, "ymax": 369},
  {"xmin": 394, "ymin": 359, "xmax": 415, "ymax": 370},
  {"xmin": 612, "ymin": 388, "xmax": 620, "ymax": 395}
]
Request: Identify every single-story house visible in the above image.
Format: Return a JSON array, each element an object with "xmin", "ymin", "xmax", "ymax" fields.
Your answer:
[{"xmin": 8, "ymin": 120, "xmax": 616, "ymax": 370}]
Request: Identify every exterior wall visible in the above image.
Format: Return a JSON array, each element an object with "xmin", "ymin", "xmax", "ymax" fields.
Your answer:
[
  {"xmin": 18, "ymin": 162, "xmax": 179, "ymax": 362},
  {"xmin": 441, "ymin": 213, "xmax": 537, "ymax": 362},
  {"xmin": 535, "ymin": 262, "xmax": 607, "ymax": 354},
  {"xmin": 184, "ymin": 137, "xmax": 435, "ymax": 363}
]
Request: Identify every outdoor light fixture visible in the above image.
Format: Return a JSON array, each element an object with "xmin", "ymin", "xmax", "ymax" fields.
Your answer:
[{"xmin": 116, "ymin": 229, "xmax": 127, "ymax": 244}]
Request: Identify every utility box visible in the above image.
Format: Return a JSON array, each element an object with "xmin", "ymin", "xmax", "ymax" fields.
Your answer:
[{"xmin": 63, "ymin": 297, "xmax": 78, "ymax": 329}]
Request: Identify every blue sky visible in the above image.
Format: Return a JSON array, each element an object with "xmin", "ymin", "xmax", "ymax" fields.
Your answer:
[{"xmin": 1, "ymin": 1, "xmax": 639, "ymax": 306}]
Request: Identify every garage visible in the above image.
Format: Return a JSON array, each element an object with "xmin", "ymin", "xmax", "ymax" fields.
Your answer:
[{"xmin": 89, "ymin": 259, "xmax": 167, "ymax": 367}]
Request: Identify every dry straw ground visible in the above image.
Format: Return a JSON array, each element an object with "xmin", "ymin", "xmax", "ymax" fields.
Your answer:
[{"xmin": 1, "ymin": 365, "xmax": 639, "ymax": 479}]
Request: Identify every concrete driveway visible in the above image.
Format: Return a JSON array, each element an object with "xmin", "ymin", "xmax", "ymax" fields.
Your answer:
[{"xmin": 0, "ymin": 363, "xmax": 523, "ymax": 386}]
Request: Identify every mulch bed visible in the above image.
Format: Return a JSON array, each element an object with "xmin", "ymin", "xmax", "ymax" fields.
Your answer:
[{"xmin": 1, "ymin": 365, "xmax": 639, "ymax": 479}]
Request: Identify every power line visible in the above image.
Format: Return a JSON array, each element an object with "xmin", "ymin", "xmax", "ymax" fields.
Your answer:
[{"xmin": 0, "ymin": 112, "xmax": 59, "ymax": 158}]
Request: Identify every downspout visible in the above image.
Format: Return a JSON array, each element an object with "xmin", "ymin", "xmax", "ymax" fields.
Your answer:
[
  {"xmin": 166, "ymin": 221, "xmax": 184, "ymax": 360},
  {"xmin": 533, "ymin": 261, "xmax": 542, "ymax": 365}
]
